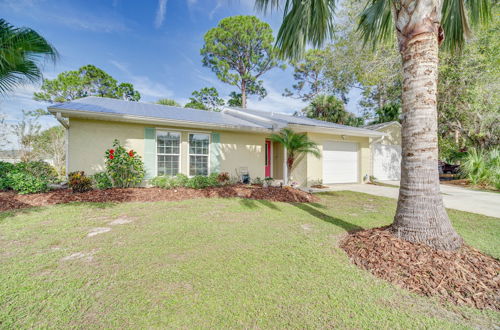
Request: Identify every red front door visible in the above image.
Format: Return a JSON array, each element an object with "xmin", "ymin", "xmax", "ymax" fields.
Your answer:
[{"xmin": 265, "ymin": 140, "xmax": 271, "ymax": 177}]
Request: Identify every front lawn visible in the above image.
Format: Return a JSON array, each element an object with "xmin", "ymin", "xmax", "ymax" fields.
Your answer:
[{"xmin": 0, "ymin": 191, "xmax": 498, "ymax": 328}]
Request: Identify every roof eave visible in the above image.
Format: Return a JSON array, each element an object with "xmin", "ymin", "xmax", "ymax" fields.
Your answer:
[
  {"xmin": 287, "ymin": 124, "xmax": 387, "ymax": 137},
  {"xmin": 48, "ymin": 107, "xmax": 272, "ymax": 133}
]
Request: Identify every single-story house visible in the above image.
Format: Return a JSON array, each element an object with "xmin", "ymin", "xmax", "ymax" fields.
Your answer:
[
  {"xmin": 363, "ymin": 121, "xmax": 402, "ymax": 181},
  {"xmin": 48, "ymin": 96, "xmax": 399, "ymax": 187}
]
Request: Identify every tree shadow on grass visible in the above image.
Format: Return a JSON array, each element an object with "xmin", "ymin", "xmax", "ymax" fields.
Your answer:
[
  {"xmin": 0, "ymin": 201, "xmax": 119, "ymax": 223},
  {"xmin": 239, "ymin": 198, "xmax": 281, "ymax": 211},
  {"xmin": 290, "ymin": 203, "xmax": 363, "ymax": 232}
]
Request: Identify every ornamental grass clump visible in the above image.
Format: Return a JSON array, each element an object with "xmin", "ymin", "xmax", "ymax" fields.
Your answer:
[
  {"xmin": 105, "ymin": 139, "xmax": 145, "ymax": 188},
  {"xmin": 460, "ymin": 148, "xmax": 500, "ymax": 189}
]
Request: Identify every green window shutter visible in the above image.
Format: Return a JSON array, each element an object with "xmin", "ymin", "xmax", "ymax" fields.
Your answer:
[
  {"xmin": 210, "ymin": 132, "xmax": 221, "ymax": 174},
  {"xmin": 144, "ymin": 127, "xmax": 156, "ymax": 179}
]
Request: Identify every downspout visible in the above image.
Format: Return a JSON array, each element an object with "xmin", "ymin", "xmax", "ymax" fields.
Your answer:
[
  {"xmin": 54, "ymin": 112, "xmax": 69, "ymax": 176},
  {"xmin": 55, "ymin": 112, "xmax": 69, "ymax": 129}
]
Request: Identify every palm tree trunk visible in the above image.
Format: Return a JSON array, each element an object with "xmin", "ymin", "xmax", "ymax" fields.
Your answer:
[{"xmin": 392, "ymin": 0, "xmax": 462, "ymax": 250}]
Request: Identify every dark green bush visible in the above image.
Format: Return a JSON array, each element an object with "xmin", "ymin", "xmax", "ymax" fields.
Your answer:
[
  {"xmin": 7, "ymin": 172, "xmax": 49, "ymax": 194},
  {"xmin": 207, "ymin": 173, "xmax": 219, "ymax": 186},
  {"xmin": 92, "ymin": 172, "xmax": 113, "ymax": 190},
  {"xmin": 68, "ymin": 171, "xmax": 93, "ymax": 193},
  {"xmin": 186, "ymin": 174, "xmax": 219, "ymax": 189},
  {"xmin": 15, "ymin": 161, "xmax": 59, "ymax": 183},
  {"xmin": 0, "ymin": 161, "xmax": 56, "ymax": 193},
  {"xmin": 151, "ymin": 176, "xmax": 169, "ymax": 188},
  {"xmin": 152, "ymin": 173, "xmax": 221, "ymax": 190},
  {"xmin": 0, "ymin": 162, "xmax": 16, "ymax": 190},
  {"xmin": 170, "ymin": 174, "xmax": 189, "ymax": 187},
  {"xmin": 151, "ymin": 174, "xmax": 190, "ymax": 189}
]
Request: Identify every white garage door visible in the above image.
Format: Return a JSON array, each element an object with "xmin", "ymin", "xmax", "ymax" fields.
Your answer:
[
  {"xmin": 373, "ymin": 143, "xmax": 401, "ymax": 180},
  {"xmin": 323, "ymin": 141, "xmax": 358, "ymax": 184}
]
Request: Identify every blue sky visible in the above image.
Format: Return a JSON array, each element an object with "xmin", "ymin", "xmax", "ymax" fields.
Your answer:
[{"xmin": 1, "ymin": 0, "xmax": 362, "ymax": 144}]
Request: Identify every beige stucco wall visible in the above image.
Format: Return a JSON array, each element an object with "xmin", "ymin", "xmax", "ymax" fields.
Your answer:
[
  {"xmin": 67, "ymin": 118, "xmax": 270, "ymax": 179},
  {"xmin": 304, "ymin": 133, "xmax": 371, "ymax": 186},
  {"xmin": 272, "ymin": 141, "xmax": 284, "ymax": 180},
  {"xmin": 219, "ymin": 131, "xmax": 268, "ymax": 178},
  {"xmin": 67, "ymin": 118, "xmax": 374, "ymax": 187},
  {"xmin": 68, "ymin": 118, "xmax": 145, "ymax": 174},
  {"xmin": 373, "ymin": 123, "xmax": 401, "ymax": 146}
]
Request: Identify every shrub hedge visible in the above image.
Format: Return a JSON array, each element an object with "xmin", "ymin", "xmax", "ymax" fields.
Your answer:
[
  {"xmin": 151, "ymin": 173, "xmax": 224, "ymax": 190},
  {"xmin": 0, "ymin": 161, "xmax": 58, "ymax": 194}
]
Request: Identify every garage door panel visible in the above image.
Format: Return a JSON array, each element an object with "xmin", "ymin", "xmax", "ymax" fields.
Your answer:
[
  {"xmin": 373, "ymin": 143, "xmax": 401, "ymax": 180},
  {"xmin": 322, "ymin": 141, "xmax": 358, "ymax": 184}
]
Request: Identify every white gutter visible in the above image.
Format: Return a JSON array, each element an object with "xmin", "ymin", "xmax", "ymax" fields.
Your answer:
[
  {"xmin": 48, "ymin": 107, "xmax": 271, "ymax": 133},
  {"xmin": 287, "ymin": 124, "xmax": 387, "ymax": 138}
]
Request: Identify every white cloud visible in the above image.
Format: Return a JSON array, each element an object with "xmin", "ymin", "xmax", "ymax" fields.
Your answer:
[
  {"xmin": 109, "ymin": 60, "xmax": 174, "ymax": 100},
  {"xmin": 247, "ymin": 86, "xmax": 306, "ymax": 114},
  {"xmin": 155, "ymin": 0, "xmax": 168, "ymax": 28},
  {"xmin": 0, "ymin": 0, "xmax": 128, "ymax": 33}
]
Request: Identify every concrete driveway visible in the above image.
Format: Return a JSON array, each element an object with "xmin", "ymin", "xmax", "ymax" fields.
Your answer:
[{"xmin": 313, "ymin": 181, "xmax": 499, "ymax": 218}]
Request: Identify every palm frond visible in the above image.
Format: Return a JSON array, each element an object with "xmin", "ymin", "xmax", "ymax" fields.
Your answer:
[
  {"xmin": 0, "ymin": 19, "xmax": 58, "ymax": 96},
  {"xmin": 255, "ymin": 0, "xmax": 337, "ymax": 60},
  {"xmin": 441, "ymin": 0, "xmax": 492, "ymax": 52},
  {"xmin": 358, "ymin": 0, "xmax": 394, "ymax": 48}
]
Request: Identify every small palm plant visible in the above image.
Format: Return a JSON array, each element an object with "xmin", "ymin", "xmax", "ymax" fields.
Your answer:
[
  {"xmin": 269, "ymin": 128, "xmax": 320, "ymax": 184},
  {"xmin": 0, "ymin": 19, "xmax": 58, "ymax": 96}
]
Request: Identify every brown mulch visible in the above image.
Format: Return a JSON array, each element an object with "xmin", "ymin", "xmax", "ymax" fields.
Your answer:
[
  {"xmin": 0, "ymin": 185, "xmax": 317, "ymax": 212},
  {"xmin": 340, "ymin": 227, "xmax": 500, "ymax": 311},
  {"xmin": 440, "ymin": 177, "xmax": 499, "ymax": 192}
]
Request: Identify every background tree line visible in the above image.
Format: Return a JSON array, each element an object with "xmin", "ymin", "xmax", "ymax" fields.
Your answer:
[{"xmin": 1, "ymin": 8, "xmax": 498, "ymax": 164}]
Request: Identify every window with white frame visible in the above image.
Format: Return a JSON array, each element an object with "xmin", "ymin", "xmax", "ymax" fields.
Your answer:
[
  {"xmin": 189, "ymin": 133, "xmax": 209, "ymax": 176},
  {"xmin": 157, "ymin": 131, "xmax": 180, "ymax": 176}
]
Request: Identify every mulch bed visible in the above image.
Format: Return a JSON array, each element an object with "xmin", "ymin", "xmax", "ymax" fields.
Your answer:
[
  {"xmin": 440, "ymin": 177, "xmax": 499, "ymax": 192},
  {"xmin": 0, "ymin": 184, "xmax": 317, "ymax": 212},
  {"xmin": 340, "ymin": 227, "xmax": 500, "ymax": 311}
]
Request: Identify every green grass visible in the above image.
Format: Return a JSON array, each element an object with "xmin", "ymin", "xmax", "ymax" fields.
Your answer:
[{"xmin": 0, "ymin": 191, "xmax": 498, "ymax": 328}]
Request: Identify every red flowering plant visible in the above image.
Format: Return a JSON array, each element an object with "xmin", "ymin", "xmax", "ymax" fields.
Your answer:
[{"xmin": 105, "ymin": 139, "xmax": 145, "ymax": 188}]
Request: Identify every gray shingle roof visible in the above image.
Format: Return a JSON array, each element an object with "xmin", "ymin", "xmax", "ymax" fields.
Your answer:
[
  {"xmin": 363, "ymin": 121, "xmax": 400, "ymax": 131},
  {"xmin": 48, "ymin": 96, "xmax": 383, "ymax": 136},
  {"xmin": 49, "ymin": 97, "xmax": 272, "ymax": 130},
  {"xmin": 230, "ymin": 107, "xmax": 383, "ymax": 135}
]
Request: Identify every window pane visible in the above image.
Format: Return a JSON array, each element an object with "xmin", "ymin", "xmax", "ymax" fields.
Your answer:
[
  {"xmin": 189, "ymin": 155, "xmax": 208, "ymax": 176},
  {"xmin": 189, "ymin": 134, "xmax": 209, "ymax": 155},
  {"xmin": 157, "ymin": 131, "xmax": 180, "ymax": 176},
  {"xmin": 157, "ymin": 155, "xmax": 179, "ymax": 176},
  {"xmin": 157, "ymin": 132, "xmax": 180, "ymax": 155}
]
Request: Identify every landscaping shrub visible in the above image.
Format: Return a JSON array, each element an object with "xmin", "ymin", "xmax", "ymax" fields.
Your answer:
[
  {"xmin": 92, "ymin": 172, "xmax": 113, "ymax": 190},
  {"xmin": 186, "ymin": 175, "xmax": 211, "ymax": 189},
  {"xmin": 461, "ymin": 147, "xmax": 500, "ymax": 189},
  {"xmin": 486, "ymin": 148, "xmax": 500, "ymax": 189},
  {"xmin": 6, "ymin": 172, "xmax": 49, "ymax": 194},
  {"xmin": 68, "ymin": 171, "xmax": 93, "ymax": 193},
  {"xmin": 151, "ymin": 175, "xmax": 169, "ymax": 188},
  {"xmin": 15, "ymin": 161, "xmax": 59, "ymax": 183},
  {"xmin": 185, "ymin": 174, "xmax": 220, "ymax": 189},
  {"xmin": 0, "ymin": 161, "xmax": 55, "ymax": 194},
  {"xmin": 0, "ymin": 161, "xmax": 16, "ymax": 190},
  {"xmin": 251, "ymin": 177, "xmax": 263, "ymax": 185},
  {"xmin": 217, "ymin": 172, "xmax": 230, "ymax": 185},
  {"xmin": 151, "ymin": 174, "xmax": 190, "ymax": 189},
  {"xmin": 152, "ymin": 173, "xmax": 221, "ymax": 190},
  {"xmin": 105, "ymin": 140, "xmax": 145, "ymax": 188},
  {"xmin": 170, "ymin": 174, "xmax": 189, "ymax": 188},
  {"xmin": 207, "ymin": 173, "xmax": 219, "ymax": 186}
]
